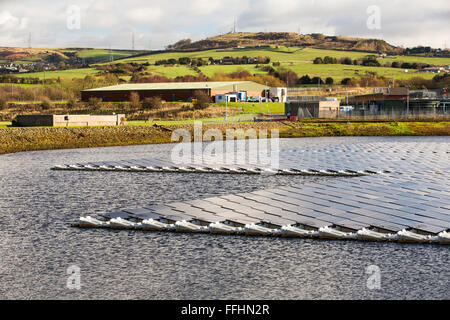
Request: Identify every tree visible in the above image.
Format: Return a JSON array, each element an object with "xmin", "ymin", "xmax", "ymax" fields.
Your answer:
[
  {"xmin": 341, "ymin": 78, "xmax": 352, "ymax": 85},
  {"xmin": 361, "ymin": 56, "xmax": 380, "ymax": 67},
  {"xmin": 311, "ymin": 77, "xmax": 324, "ymax": 85},
  {"xmin": 298, "ymin": 75, "xmax": 311, "ymax": 84},
  {"xmin": 323, "ymin": 56, "xmax": 337, "ymax": 64},
  {"xmin": 340, "ymin": 57, "xmax": 352, "ymax": 65},
  {"xmin": 325, "ymin": 77, "xmax": 334, "ymax": 85},
  {"xmin": 130, "ymin": 92, "xmax": 140, "ymax": 108},
  {"xmin": 280, "ymin": 70, "xmax": 298, "ymax": 86},
  {"xmin": 313, "ymin": 57, "xmax": 323, "ymax": 64}
]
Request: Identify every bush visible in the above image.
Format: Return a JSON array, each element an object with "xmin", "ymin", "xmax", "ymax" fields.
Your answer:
[
  {"xmin": 142, "ymin": 96, "xmax": 163, "ymax": 110},
  {"xmin": 67, "ymin": 98, "xmax": 79, "ymax": 109},
  {"xmin": 193, "ymin": 90, "xmax": 211, "ymax": 110},
  {"xmin": 41, "ymin": 97, "xmax": 53, "ymax": 110},
  {"xmin": 88, "ymin": 97, "xmax": 102, "ymax": 109}
]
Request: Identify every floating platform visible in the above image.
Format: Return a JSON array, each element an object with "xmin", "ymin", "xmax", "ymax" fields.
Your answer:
[{"xmin": 65, "ymin": 139, "xmax": 450, "ymax": 244}]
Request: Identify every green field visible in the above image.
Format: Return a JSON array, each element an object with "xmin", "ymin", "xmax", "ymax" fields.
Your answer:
[
  {"xmin": 214, "ymin": 102, "xmax": 285, "ymax": 114},
  {"xmin": 146, "ymin": 65, "xmax": 198, "ymax": 77},
  {"xmin": 15, "ymin": 68, "xmax": 99, "ymax": 80},
  {"xmin": 7, "ymin": 46, "xmax": 449, "ymax": 83},
  {"xmin": 0, "ymin": 83, "xmax": 49, "ymax": 88},
  {"xmin": 77, "ymin": 49, "xmax": 141, "ymax": 63},
  {"xmin": 279, "ymin": 62, "xmax": 436, "ymax": 81},
  {"xmin": 118, "ymin": 47, "xmax": 450, "ymax": 66},
  {"xmin": 105, "ymin": 46, "xmax": 450, "ymax": 81}
]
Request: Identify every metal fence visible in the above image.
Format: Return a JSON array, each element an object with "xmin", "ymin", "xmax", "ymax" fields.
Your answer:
[{"xmin": 338, "ymin": 104, "xmax": 450, "ymax": 119}]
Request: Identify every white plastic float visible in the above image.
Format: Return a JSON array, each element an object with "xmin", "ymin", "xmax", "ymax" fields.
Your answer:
[
  {"xmin": 436, "ymin": 231, "xmax": 450, "ymax": 244},
  {"xmin": 356, "ymin": 228, "xmax": 394, "ymax": 241},
  {"xmin": 395, "ymin": 229, "xmax": 430, "ymax": 243},
  {"xmin": 209, "ymin": 222, "xmax": 244, "ymax": 235},
  {"xmin": 108, "ymin": 217, "xmax": 136, "ymax": 229},
  {"xmin": 78, "ymin": 216, "xmax": 106, "ymax": 228},
  {"xmin": 52, "ymin": 165, "xmax": 68, "ymax": 170},
  {"xmin": 83, "ymin": 165, "xmax": 100, "ymax": 171},
  {"xmin": 113, "ymin": 166, "xmax": 131, "ymax": 171},
  {"xmin": 318, "ymin": 226, "xmax": 357, "ymax": 240},
  {"xmin": 99, "ymin": 165, "xmax": 115, "ymax": 171},
  {"xmin": 244, "ymin": 223, "xmax": 278, "ymax": 236},
  {"xmin": 174, "ymin": 220, "xmax": 209, "ymax": 233},
  {"xmin": 280, "ymin": 225, "xmax": 317, "ymax": 238},
  {"xmin": 144, "ymin": 166, "xmax": 161, "ymax": 172},
  {"xmin": 68, "ymin": 165, "xmax": 84, "ymax": 170},
  {"xmin": 140, "ymin": 219, "xmax": 174, "ymax": 231}
]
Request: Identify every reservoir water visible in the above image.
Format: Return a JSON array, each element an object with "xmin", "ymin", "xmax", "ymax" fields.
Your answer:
[{"xmin": 0, "ymin": 137, "xmax": 448, "ymax": 299}]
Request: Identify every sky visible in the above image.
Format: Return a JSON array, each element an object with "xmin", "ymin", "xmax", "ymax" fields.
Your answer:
[{"xmin": 0, "ymin": 0, "xmax": 449, "ymax": 50}]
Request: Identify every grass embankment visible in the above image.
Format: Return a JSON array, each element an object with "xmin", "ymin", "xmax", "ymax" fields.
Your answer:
[{"xmin": 1, "ymin": 121, "xmax": 449, "ymax": 155}]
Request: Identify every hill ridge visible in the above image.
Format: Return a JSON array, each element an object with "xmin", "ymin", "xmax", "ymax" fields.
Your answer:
[{"xmin": 168, "ymin": 32, "xmax": 403, "ymax": 54}]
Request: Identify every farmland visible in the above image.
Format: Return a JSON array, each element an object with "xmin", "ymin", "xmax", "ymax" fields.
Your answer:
[{"xmin": 7, "ymin": 46, "xmax": 449, "ymax": 83}]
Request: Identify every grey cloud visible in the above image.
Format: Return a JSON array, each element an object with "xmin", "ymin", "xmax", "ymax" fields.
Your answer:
[{"xmin": 0, "ymin": 0, "xmax": 448, "ymax": 49}]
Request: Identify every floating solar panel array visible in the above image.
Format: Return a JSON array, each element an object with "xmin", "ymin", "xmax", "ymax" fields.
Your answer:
[
  {"xmin": 52, "ymin": 158, "xmax": 375, "ymax": 177},
  {"xmin": 67, "ymin": 140, "xmax": 450, "ymax": 244}
]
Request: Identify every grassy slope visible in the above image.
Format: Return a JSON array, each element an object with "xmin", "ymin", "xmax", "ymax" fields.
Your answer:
[
  {"xmin": 117, "ymin": 47, "xmax": 450, "ymax": 80},
  {"xmin": 10, "ymin": 47, "xmax": 450, "ymax": 81},
  {"xmin": 1, "ymin": 121, "xmax": 449, "ymax": 154},
  {"xmin": 15, "ymin": 68, "xmax": 99, "ymax": 80}
]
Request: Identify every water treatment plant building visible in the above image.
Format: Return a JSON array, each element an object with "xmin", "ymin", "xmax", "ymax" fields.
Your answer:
[{"xmin": 81, "ymin": 81, "xmax": 270, "ymax": 102}]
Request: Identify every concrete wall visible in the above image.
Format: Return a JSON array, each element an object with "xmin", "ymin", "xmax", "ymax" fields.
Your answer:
[
  {"xmin": 53, "ymin": 114, "xmax": 126, "ymax": 127},
  {"xmin": 16, "ymin": 114, "xmax": 126, "ymax": 127}
]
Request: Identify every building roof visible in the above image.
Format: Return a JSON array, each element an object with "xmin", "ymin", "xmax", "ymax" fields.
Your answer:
[{"xmin": 82, "ymin": 81, "xmax": 269, "ymax": 92}]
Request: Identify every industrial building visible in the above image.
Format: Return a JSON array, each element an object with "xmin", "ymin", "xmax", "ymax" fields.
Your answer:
[
  {"xmin": 15, "ymin": 114, "xmax": 126, "ymax": 127},
  {"xmin": 285, "ymin": 98, "xmax": 340, "ymax": 119},
  {"xmin": 347, "ymin": 88, "xmax": 449, "ymax": 117},
  {"xmin": 81, "ymin": 81, "xmax": 269, "ymax": 102}
]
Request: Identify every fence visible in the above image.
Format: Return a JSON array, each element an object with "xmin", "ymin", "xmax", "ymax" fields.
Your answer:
[{"xmin": 338, "ymin": 104, "xmax": 450, "ymax": 120}]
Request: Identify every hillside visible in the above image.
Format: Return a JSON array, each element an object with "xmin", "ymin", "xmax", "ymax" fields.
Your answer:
[
  {"xmin": 0, "ymin": 47, "xmax": 143, "ymax": 64},
  {"xmin": 0, "ymin": 47, "xmax": 69, "ymax": 61},
  {"xmin": 169, "ymin": 32, "xmax": 403, "ymax": 54}
]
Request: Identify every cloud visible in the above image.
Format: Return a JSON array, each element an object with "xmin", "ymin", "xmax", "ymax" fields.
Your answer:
[
  {"xmin": 0, "ymin": 0, "xmax": 448, "ymax": 49},
  {"xmin": 0, "ymin": 10, "xmax": 27, "ymax": 31}
]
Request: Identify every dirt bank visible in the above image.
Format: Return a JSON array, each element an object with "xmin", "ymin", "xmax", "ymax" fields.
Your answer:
[{"xmin": 1, "ymin": 121, "xmax": 449, "ymax": 155}]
